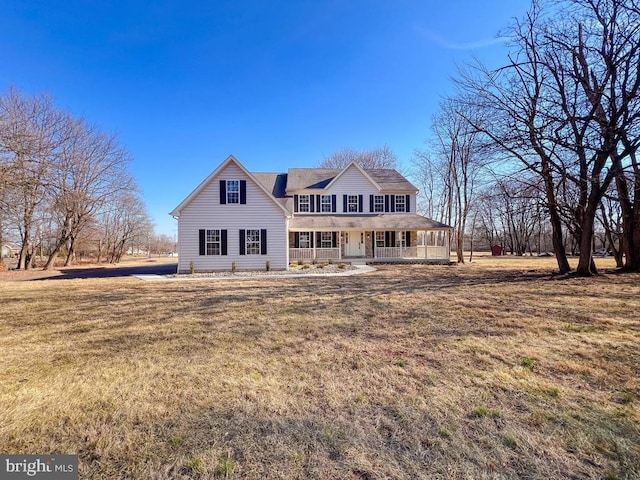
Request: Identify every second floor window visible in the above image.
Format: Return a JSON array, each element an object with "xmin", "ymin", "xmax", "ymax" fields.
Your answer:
[
  {"xmin": 373, "ymin": 195, "xmax": 384, "ymax": 213},
  {"xmin": 227, "ymin": 180, "xmax": 240, "ymax": 204},
  {"xmin": 347, "ymin": 195, "xmax": 359, "ymax": 212},
  {"xmin": 395, "ymin": 195, "xmax": 406, "ymax": 212},
  {"xmin": 298, "ymin": 194, "xmax": 310, "ymax": 212},
  {"xmin": 321, "ymin": 195, "xmax": 332, "ymax": 212}
]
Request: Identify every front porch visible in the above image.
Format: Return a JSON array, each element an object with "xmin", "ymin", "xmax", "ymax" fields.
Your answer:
[{"xmin": 288, "ymin": 229, "xmax": 450, "ymax": 263}]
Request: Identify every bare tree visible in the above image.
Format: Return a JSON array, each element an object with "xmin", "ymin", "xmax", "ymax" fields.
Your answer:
[
  {"xmin": 417, "ymin": 97, "xmax": 487, "ymax": 263},
  {"xmin": 99, "ymin": 189, "xmax": 152, "ymax": 264},
  {"xmin": 319, "ymin": 144, "xmax": 397, "ymax": 170},
  {"xmin": 43, "ymin": 117, "xmax": 133, "ymax": 269},
  {"xmin": 456, "ymin": 0, "xmax": 640, "ymax": 274},
  {"xmin": 0, "ymin": 88, "xmax": 67, "ymax": 269}
]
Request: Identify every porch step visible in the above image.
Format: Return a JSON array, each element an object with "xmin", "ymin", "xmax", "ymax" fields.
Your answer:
[{"xmin": 348, "ymin": 259, "xmax": 368, "ymax": 266}]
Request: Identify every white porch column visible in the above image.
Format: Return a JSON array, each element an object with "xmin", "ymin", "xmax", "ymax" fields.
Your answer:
[{"xmin": 373, "ymin": 230, "xmax": 376, "ymax": 258}]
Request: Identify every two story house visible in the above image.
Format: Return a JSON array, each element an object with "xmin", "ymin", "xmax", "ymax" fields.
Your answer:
[{"xmin": 170, "ymin": 155, "xmax": 451, "ymax": 273}]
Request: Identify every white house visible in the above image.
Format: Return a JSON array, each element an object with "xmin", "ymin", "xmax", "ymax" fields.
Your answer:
[{"xmin": 170, "ymin": 155, "xmax": 451, "ymax": 273}]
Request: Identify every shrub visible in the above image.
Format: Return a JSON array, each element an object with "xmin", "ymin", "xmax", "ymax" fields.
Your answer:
[
  {"xmin": 471, "ymin": 406, "xmax": 488, "ymax": 418},
  {"xmin": 297, "ymin": 258, "xmax": 303, "ymax": 266},
  {"xmin": 289, "ymin": 263, "xmax": 298, "ymax": 268},
  {"xmin": 328, "ymin": 258, "xmax": 333, "ymax": 264},
  {"xmin": 338, "ymin": 263, "xmax": 346, "ymax": 269},
  {"xmin": 214, "ymin": 457, "xmax": 236, "ymax": 477},
  {"xmin": 521, "ymin": 357, "xmax": 535, "ymax": 370},
  {"xmin": 231, "ymin": 261, "xmax": 236, "ymax": 273},
  {"xmin": 189, "ymin": 261, "xmax": 195, "ymax": 274},
  {"xmin": 312, "ymin": 257, "xmax": 318, "ymax": 265},
  {"xmin": 266, "ymin": 260, "xmax": 271, "ymax": 271},
  {"xmin": 317, "ymin": 263, "xmax": 324, "ymax": 269},
  {"xmin": 302, "ymin": 263, "xmax": 311, "ymax": 269}
]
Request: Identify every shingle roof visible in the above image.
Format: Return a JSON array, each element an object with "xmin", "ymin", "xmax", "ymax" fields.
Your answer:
[
  {"xmin": 253, "ymin": 167, "xmax": 417, "ymax": 193},
  {"xmin": 289, "ymin": 214, "xmax": 451, "ymax": 231}
]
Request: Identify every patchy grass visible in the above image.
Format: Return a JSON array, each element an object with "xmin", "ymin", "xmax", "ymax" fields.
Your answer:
[{"xmin": 0, "ymin": 257, "xmax": 639, "ymax": 479}]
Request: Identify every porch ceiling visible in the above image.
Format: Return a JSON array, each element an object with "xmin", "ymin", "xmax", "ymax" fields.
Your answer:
[{"xmin": 289, "ymin": 214, "xmax": 451, "ymax": 231}]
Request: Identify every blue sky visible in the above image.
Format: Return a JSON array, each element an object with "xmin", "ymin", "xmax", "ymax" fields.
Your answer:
[{"xmin": 1, "ymin": 1, "xmax": 529, "ymax": 236}]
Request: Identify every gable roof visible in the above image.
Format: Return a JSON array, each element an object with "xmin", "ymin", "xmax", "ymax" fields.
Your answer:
[
  {"xmin": 170, "ymin": 155, "xmax": 290, "ymax": 217},
  {"xmin": 324, "ymin": 162, "xmax": 382, "ymax": 191},
  {"xmin": 285, "ymin": 162, "xmax": 417, "ymax": 193}
]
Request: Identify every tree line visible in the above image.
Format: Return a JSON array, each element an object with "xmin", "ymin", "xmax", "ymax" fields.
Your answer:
[
  {"xmin": 0, "ymin": 88, "xmax": 161, "ymax": 270},
  {"xmin": 414, "ymin": 0, "xmax": 640, "ymax": 275}
]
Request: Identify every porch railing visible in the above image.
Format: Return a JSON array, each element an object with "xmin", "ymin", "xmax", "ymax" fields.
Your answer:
[
  {"xmin": 289, "ymin": 248, "xmax": 340, "ymax": 261},
  {"xmin": 376, "ymin": 246, "xmax": 450, "ymax": 260}
]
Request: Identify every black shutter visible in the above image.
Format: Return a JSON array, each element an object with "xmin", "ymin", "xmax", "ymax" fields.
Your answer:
[
  {"xmin": 390, "ymin": 195, "xmax": 396, "ymax": 213},
  {"xmin": 343, "ymin": 195, "xmax": 347, "ymax": 213},
  {"xmin": 240, "ymin": 180, "xmax": 247, "ymax": 204},
  {"xmin": 239, "ymin": 229, "xmax": 245, "ymax": 255},
  {"xmin": 310, "ymin": 232, "xmax": 314, "ymax": 248},
  {"xmin": 385, "ymin": 195, "xmax": 390, "ymax": 212},
  {"xmin": 332, "ymin": 232, "xmax": 337, "ymax": 248},
  {"xmin": 220, "ymin": 181, "xmax": 226, "ymax": 204},
  {"xmin": 310, "ymin": 194, "xmax": 315, "ymax": 212},
  {"xmin": 331, "ymin": 195, "xmax": 336, "ymax": 212},
  {"xmin": 358, "ymin": 195, "xmax": 363, "ymax": 213},
  {"xmin": 261, "ymin": 229, "xmax": 267, "ymax": 255},
  {"xmin": 316, "ymin": 195, "xmax": 321, "ymax": 212},
  {"xmin": 391, "ymin": 231, "xmax": 396, "ymax": 245},
  {"xmin": 199, "ymin": 229, "xmax": 206, "ymax": 255},
  {"xmin": 221, "ymin": 230, "xmax": 228, "ymax": 255},
  {"xmin": 406, "ymin": 231, "xmax": 411, "ymax": 247},
  {"xmin": 294, "ymin": 232, "xmax": 300, "ymax": 248},
  {"xmin": 385, "ymin": 231, "xmax": 390, "ymax": 247},
  {"xmin": 316, "ymin": 232, "xmax": 321, "ymax": 247},
  {"xmin": 372, "ymin": 231, "xmax": 375, "ymax": 253},
  {"xmin": 406, "ymin": 194, "xmax": 410, "ymax": 213},
  {"xmin": 294, "ymin": 194, "xmax": 299, "ymax": 213},
  {"xmin": 369, "ymin": 195, "xmax": 374, "ymax": 213}
]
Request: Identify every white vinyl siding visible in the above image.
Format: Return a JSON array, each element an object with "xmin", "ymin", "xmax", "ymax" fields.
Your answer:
[{"xmin": 177, "ymin": 161, "xmax": 287, "ymax": 272}]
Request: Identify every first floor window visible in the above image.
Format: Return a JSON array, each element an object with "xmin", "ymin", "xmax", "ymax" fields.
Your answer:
[
  {"xmin": 395, "ymin": 195, "xmax": 406, "ymax": 212},
  {"xmin": 206, "ymin": 229, "xmax": 221, "ymax": 255},
  {"xmin": 396, "ymin": 231, "xmax": 406, "ymax": 247},
  {"xmin": 320, "ymin": 232, "xmax": 333, "ymax": 248},
  {"xmin": 376, "ymin": 231, "xmax": 385, "ymax": 247},
  {"xmin": 246, "ymin": 229, "xmax": 261, "ymax": 254},
  {"xmin": 199, "ymin": 229, "xmax": 227, "ymax": 256},
  {"xmin": 299, "ymin": 232, "xmax": 311, "ymax": 248}
]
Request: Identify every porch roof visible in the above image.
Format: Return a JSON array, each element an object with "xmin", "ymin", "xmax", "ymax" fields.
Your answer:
[{"xmin": 289, "ymin": 214, "xmax": 451, "ymax": 231}]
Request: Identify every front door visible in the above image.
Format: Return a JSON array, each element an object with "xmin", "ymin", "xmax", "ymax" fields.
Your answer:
[{"xmin": 345, "ymin": 231, "xmax": 365, "ymax": 257}]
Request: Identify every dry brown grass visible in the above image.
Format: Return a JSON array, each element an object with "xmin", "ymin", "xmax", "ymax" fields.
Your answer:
[{"xmin": 1, "ymin": 256, "xmax": 639, "ymax": 479}]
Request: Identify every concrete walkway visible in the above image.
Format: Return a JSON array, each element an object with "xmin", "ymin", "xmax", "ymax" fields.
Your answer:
[{"xmin": 135, "ymin": 264, "xmax": 377, "ymax": 282}]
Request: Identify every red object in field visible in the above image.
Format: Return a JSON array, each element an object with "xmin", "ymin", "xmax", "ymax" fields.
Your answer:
[{"xmin": 491, "ymin": 245, "xmax": 503, "ymax": 256}]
